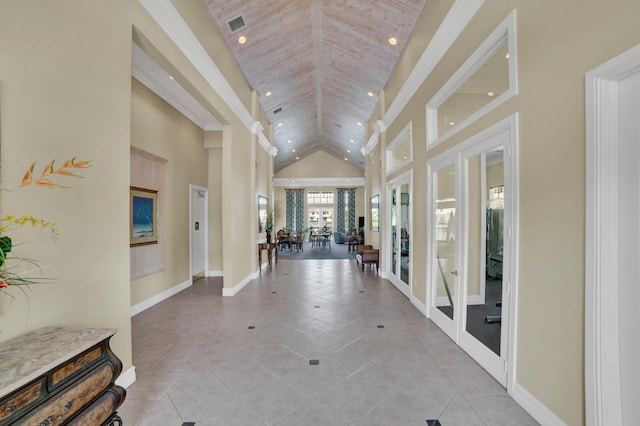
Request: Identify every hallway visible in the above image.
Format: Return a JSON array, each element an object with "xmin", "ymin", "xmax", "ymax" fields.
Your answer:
[{"xmin": 119, "ymin": 260, "xmax": 537, "ymax": 425}]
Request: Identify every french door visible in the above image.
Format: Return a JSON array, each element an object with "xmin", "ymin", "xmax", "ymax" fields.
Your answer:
[
  {"xmin": 387, "ymin": 171, "xmax": 412, "ymax": 297},
  {"xmin": 427, "ymin": 119, "xmax": 517, "ymax": 387}
]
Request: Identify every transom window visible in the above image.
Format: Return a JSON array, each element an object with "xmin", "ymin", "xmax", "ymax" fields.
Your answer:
[{"xmin": 307, "ymin": 191, "xmax": 334, "ymax": 205}]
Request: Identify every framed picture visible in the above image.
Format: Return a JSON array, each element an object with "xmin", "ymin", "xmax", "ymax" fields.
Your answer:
[
  {"xmin": 258, "ymin": 196, "xmax": 268, "ymax": 232},
  {"xmin": 130, "ymin": 186, "xmax": 158, "ymax": 247},
  {"xmin": 371, "ymin": 194, "xmax": 380, "ymax": 232}
]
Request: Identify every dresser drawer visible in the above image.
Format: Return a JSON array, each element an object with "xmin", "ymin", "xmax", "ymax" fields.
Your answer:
[
  {"xmin": 20, "ymin": 363, "xmax": 115, "ymax": 426},
  {"xmin": 0, "ymin": 379, "xmax": 44, "ymax": 424},
  {"xmin": 66, "ymin": 386, "xmax": 126, "ymax": 426},
  {"xmin": 49, "ymin": 345, "xmax": 104, "ymax": 390}
]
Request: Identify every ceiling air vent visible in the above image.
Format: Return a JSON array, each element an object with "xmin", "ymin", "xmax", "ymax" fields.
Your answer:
[
  {"xmin": 227, "ymin": 15, "xmax": 246, "ymax": 33},
  {"xmin": 273, "ymin": 107, "xmax": 282, "ymax": 114}
]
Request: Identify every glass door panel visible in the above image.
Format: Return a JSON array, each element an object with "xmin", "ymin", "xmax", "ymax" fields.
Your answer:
[
  {"xmin": 400, "ymin": 183, "xmax": 410, "ymax": 285},
  {"xmin": 390, "ymin": 188, "xmax": 397, "ymax": 277},
  {"xmin": 458, "ymin": 143, "xmax": 508, "ymax": 386},
  {"xmin": 388, "ymin": 174, "xmax": 412, "ymax": 297},
  {"xmin": 463, "ymin": 149, "xmax": 504, "ymax": 357},
  {"xmin": 434, "ymin": 164, "xmax": 457, "ymax": 321}
]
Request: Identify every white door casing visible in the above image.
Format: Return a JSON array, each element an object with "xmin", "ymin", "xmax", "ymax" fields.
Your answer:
[{"xmin": 585, "ymin": 43, "xmax": 640, "ymax": 426}]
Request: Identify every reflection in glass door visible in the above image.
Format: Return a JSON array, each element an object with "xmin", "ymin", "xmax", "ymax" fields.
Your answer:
[
  {"xmin": 429, "ymin": 162, "xmax": 458, "ymax": 337},
  {"xmin": 427, "ymin": 120, "xmax": 516, "ymax": 388},
  {"xmin": 458, "ymin": 146, "xmax": 508, "ymax": 385},
  {"xmin": 387, "ymin": 172, "xmax": 412, "ymax": 297},
  {"xmin": 390, "ymin": 188, "xmax": 397, "ymax": 277}
]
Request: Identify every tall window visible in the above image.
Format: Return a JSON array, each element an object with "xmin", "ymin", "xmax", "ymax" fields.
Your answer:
[
  {"xmin": 336, "ymin": 188, "xmax": 356, "ymax": 233},
  {"xmin": 307, "ymin": 191, "xmax": 334, "ymax": 204},
  {"xmin": 285, "ymin": 189, "xmax": 305, "ymax": 231}
]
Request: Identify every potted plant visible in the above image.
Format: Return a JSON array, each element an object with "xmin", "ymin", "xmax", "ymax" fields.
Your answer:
[{"xmin": 265, "ymin": 211, "xmax": 273, "ymax": 243}]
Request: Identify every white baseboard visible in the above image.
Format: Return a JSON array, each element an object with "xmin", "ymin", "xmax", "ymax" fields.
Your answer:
[
  {"xmin": 511, "ymin": 382, "xmax": 567, "ymax": 426},
  {"xmin": 222, "ymin": 273, "xmax": 254, "ymax": 297},
  {"xmin": 208, "ymin": 270, "xmax": 223, "ymax": 277},
  {"xmin": 411, "ymin": 295, "xmax": 428, "ymax": 317},
  {"xmin": 115, "ymin": 366, "xmax": 136, "ymax": 389},
  {"xmin": 130, "ymin": 279, "xmax": 192, "ymax": 317}
]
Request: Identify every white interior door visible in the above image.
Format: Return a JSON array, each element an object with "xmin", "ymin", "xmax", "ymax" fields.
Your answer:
[
  {"xmin": 427, "ymin": 160, "xmax": 459, "ymax": 339},
  {"xmin": 427, "ymin": 117, "xmax": 518, "ymax": 388},
  {"xmin": 386, "ymin": 172, "xmax": 412, "ymax": 297},
  {"xmin": 190, "ymin": 185, "xmax": 207, "ymax": 280}
]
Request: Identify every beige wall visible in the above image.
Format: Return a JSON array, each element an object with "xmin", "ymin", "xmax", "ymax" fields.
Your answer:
[
  {"xmin": 276, "ymin": 151, "xmax": 364, "ymax": 179},
  {"xmin": 205, "ymin": 131, "xmax": 223, "ymax": 272},
  {"xmin": 364, "ymin": 0, "xmax": 640, "ymax": 424},
  {"xmin": 130, "ymin": 78, "xmax": 208, "ymax": 305},
  {"xmin": 0, "ymin": 0, "xmax": 266, "ymax": 375},
  {"xmin": 0, "ymin": 0, "xmax": 137, "ymax": 369}
]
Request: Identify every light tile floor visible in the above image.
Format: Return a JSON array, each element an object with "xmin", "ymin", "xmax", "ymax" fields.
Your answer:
[{"xmin": 119, "ymin": 259, "xmax": 538, "ymax": 426}]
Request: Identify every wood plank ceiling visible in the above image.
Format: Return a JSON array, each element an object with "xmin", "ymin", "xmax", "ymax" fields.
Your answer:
[{"xmin": 202, "ymin": 0, "xmax": 429, "ymax": 171}]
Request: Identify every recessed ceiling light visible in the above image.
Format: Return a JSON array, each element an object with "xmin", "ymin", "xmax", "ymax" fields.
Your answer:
[
  {"xmin": 295, "ymin": 157, "xmax": 300, "ymax": 160},
  {"xmin": 505, "ymin": 53, "xmax": 510, "ymax": 59},
  {"xmin": 238, "ymin": 35, "xmax": 247, "ymax": 44},
  {"xmin": 169, "ymin": 75, "xmax": 175, "ymax": 80},
  {"xmin": 350, "ymin": 139, "xmax": 354, "ymax": 143},
  {"xmin": 449, "ymin": 121, "xmax": 455, "ymax": 126},
  {"xmin": 287, "ymin": 139, "xmax": 292, "ymax": 144},
  {"xmin": 265, "ymin": 91, "xmax": 272, "ymax": 97},
  {"xmin": 403, "ymin": 156, "xmax": 408, "ymax": 160},
  {"xmin": 347, "ymin": 149, "xmax": 351, "ymax": 153},
  {"xmin": 344, "ymin": 157, "xmax": 348, "ymax": 161},
  {"xmin": 389, "ymin": 37, "xmax": 398, "ymax": 46},
  {"xmin": 487, "ymin": 91, "xmax": 495, "ymax": 97},
  {"xmin": 368, "ymin": 91, "xmax": 375, "ymax": 97},
  {"xmin": 357, "ymin": 122, "xmax": 362, "ymax": 127},
  {"xmin": 292, "ymin": 149, "xmax": 296, "ymax": 153},
  {"xmin": 277, "ymin": 122, "xmax": 283, "ymax": 127}
]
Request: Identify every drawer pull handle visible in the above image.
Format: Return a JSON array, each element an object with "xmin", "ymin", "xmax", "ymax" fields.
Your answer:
[
  {"xmin": 38, "ymin": 416, "xmax": 53, "ymax": 426},
  {"xmin": 56, "ymin": 399, "xmax": 75, "ymax": 421},
  {"xmin": 76, "ymin": 359, "xmax": 85, "ymax": 367},
  {"xmin": 6, "ymin": 404, "xmax": 17, "ymax": 412}
]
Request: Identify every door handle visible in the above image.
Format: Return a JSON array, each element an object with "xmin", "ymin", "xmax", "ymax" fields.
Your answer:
[{"xmin": 450, "ymin": 270, "xmax": 458, "ymax": 276}]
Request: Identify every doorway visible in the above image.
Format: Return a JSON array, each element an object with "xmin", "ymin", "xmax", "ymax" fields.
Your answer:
[
  {"xmin": 427, "ymin": 116, "xmax": 518, "ymax": 387},
  {"xmin": 190, "ymin": 185, "xmax": 208, "ymax": 282},
  {"xmin": 387, "ymin": 171, "xmax": 412, "ymax": 297}
]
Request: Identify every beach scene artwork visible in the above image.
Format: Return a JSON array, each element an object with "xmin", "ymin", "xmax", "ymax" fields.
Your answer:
[{"xmin": 132, "ymin": 196, "xmax": 154, "ymax": 237}]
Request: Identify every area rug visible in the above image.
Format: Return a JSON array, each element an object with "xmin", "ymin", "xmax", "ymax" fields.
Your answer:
[{"xmin": 276, "ymin": 241, "xmax": 354, "ymax": 260}]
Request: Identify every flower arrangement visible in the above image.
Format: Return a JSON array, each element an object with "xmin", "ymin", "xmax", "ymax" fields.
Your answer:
[{"xmin": 0, "ymin": 157, "xmax": 91, "ymax": 295}]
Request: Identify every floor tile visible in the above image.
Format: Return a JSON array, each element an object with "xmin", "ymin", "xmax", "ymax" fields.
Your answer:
[
  {"xmin": 197, "ymin": 400, "xmax": 267, "ymax": 426},
  {"xmin": 467, "ymin": 394, "xmax": 539, "ymax": 425},
  {"xmin": 120, "ymin": 261, "xmax": 538, "ymax": 426},
  {"xmin": 438, "ymin": 392, "xmax": 485, "ymax": 426},
  {"xmin": 274, "ymin": 401, "xmax": 349, "ymax": 425},
  {"xmin": 243, "ymin": 380, "xmax": 312, "ymax": 425}
]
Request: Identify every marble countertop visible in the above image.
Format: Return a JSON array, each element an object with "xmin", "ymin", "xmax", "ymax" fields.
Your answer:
[{"xmin": 0, "ymin": 327, "xmax": 117, "ymax": 398}]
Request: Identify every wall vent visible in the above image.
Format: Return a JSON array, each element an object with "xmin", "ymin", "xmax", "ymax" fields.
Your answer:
[
  {"xmin": 227, "ymin": 16, "xmax": 245, "ymax": 33},
  {"xmin": 273, "ymin": 107, "xmax": 282, "ymax": 114}
]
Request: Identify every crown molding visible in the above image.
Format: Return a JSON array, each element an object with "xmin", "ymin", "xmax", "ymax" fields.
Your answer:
[
  {"xmin": 138, "ymin": 0, "xmax": 275, "ymax": 156},
  {"xmin": 361, "ymin": 120, "xmax": 387, "ymax": 156},
  {"xmin": 274, "ymin": 177, "xmax": 366, "ymax": 187}
]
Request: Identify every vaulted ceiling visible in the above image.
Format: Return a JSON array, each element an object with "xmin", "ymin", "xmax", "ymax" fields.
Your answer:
[{"xmin": 201, "ymin": 0, "xmax": 429, "ymax": 171}]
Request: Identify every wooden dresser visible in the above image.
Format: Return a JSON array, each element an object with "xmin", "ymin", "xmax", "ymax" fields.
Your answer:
[{"xmin": 0, "ymin": 327, "xmax": 126, "ymax": 426}]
